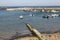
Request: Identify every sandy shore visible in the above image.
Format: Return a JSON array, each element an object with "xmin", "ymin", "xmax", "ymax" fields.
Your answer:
[
  {"xmin": 13, "ymin": 33, "xmax": 60, "ymax": 40},
  {"xmin": 0, "ymin": 32, "xmax": 60, "ymax": 40}
]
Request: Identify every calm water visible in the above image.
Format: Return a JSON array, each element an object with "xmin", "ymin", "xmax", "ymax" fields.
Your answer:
[{"xmin": 0, "ymin": 10, "xmax": 60, "ymax": 39}]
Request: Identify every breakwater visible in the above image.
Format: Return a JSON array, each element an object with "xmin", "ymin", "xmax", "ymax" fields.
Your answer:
[
  {"xmin": 6, "ymin": 8, "xmax": 60, "ymax": 12},
  {"xmin": 0, "ymin": 7, "xmax": 60, "ymax": 12}
]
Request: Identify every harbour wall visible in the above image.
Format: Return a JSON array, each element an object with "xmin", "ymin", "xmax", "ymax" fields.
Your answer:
[
  {"xmin": 6, "ymin": 8, "xmax": 60, "ymax": 11},
  {"xmin": 1, "ymin": 8, "xmax": 60, "ymax": 12}
]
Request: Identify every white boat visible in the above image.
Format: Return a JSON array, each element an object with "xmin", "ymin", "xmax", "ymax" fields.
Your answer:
[
  {"xmin": 33, "ymin": 10, "xmax": 37, "ymax": 12},
  {"xmin": 29, "ymin": 14, "xmax": 34, "ymax": 16},
  {"xmin": 51, "ymin": 14, "xmax": 59, "ymax": 17},
  {"xmin": 51, "ymin": 10, "xmax": 59, "ymax": 13},
  {"xmin": 19, "ymin": 15, "xmax": 23, "ymax": 19},
  {"xmin": 42, "ymin": 14, "xmax": 59, "ymax": 19}
]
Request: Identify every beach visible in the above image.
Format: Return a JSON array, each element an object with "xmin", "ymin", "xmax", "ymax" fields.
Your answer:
[{"xmin": 13, "ymin": 33, "xmax": 60, "ymax": 40}]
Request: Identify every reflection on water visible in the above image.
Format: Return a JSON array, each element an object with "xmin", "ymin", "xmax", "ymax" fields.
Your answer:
[{"xmin": 0, "ymin": 10, "xmax": 60, "ymax": 39}]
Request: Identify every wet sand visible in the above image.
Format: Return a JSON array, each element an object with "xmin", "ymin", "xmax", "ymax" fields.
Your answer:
[
  {"xmin": 13, "ymin": 32, "xmax": 60, "ymax": 40},
  {"xmin": 0, "ymin": 32, "xmax": 60, "ymax": 40}
]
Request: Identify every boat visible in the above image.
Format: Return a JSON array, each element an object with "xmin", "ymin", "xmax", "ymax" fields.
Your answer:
[
  {"xmin": 51, "ymin": 10, "xmax": 59, "ymax": 13},
  {"xmin": 19, "ymin": 15, "xmax": 23, "ymax": 19},
  {"xmin": 42, "ymin": 14, "xmax": 59, "ymax": 19},
  {"xmin": 29, "ymin": 14, "xmax": 34, "ymax": 17},
  {"xmin": 51, "ymin": 14, "xmax": 59, "ymax": 17}
]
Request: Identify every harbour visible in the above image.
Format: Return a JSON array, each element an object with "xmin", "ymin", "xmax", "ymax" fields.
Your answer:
[
  {"xmin": 0, "ymin": 0, "xmax": 60, "ymax": 40},
  {"xmin": 0, "ymin": 6, "xmax": 60, "ymax": 40}
]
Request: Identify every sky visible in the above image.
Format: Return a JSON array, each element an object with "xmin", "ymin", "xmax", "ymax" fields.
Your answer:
[{"xmin": 0, "ymin": 0, "xmax": 60, "ymax": 6}]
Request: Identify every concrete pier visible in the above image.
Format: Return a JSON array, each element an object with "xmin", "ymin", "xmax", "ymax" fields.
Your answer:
[
  {"xmin": 6, "ymin": 8, "xmax": 60, "ymax": 12},
  {"xmin": 6, "ymin": 8, "xmax": 60, "ymax": 10}
]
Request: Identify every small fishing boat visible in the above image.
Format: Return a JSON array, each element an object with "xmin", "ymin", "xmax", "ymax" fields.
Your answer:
[
  {"xmin": 51, "ymin": 14, "xmax": 59, "ymax": 17},
  {"xmin": 29, "ymin": 14, "xmax": 34, "ymax": 17},
  {"xmin": 42, "ymin": 14, "xmax": 59, "ymax": 19},
  {"xmin": 19, "ymin": 15, "xmax": 23, "ymax": 19}
]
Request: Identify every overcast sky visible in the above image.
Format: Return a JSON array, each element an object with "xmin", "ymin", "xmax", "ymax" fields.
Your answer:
[{"xmin": 0, "ymin": 0, "xmax": 60, "ymax": 6}]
